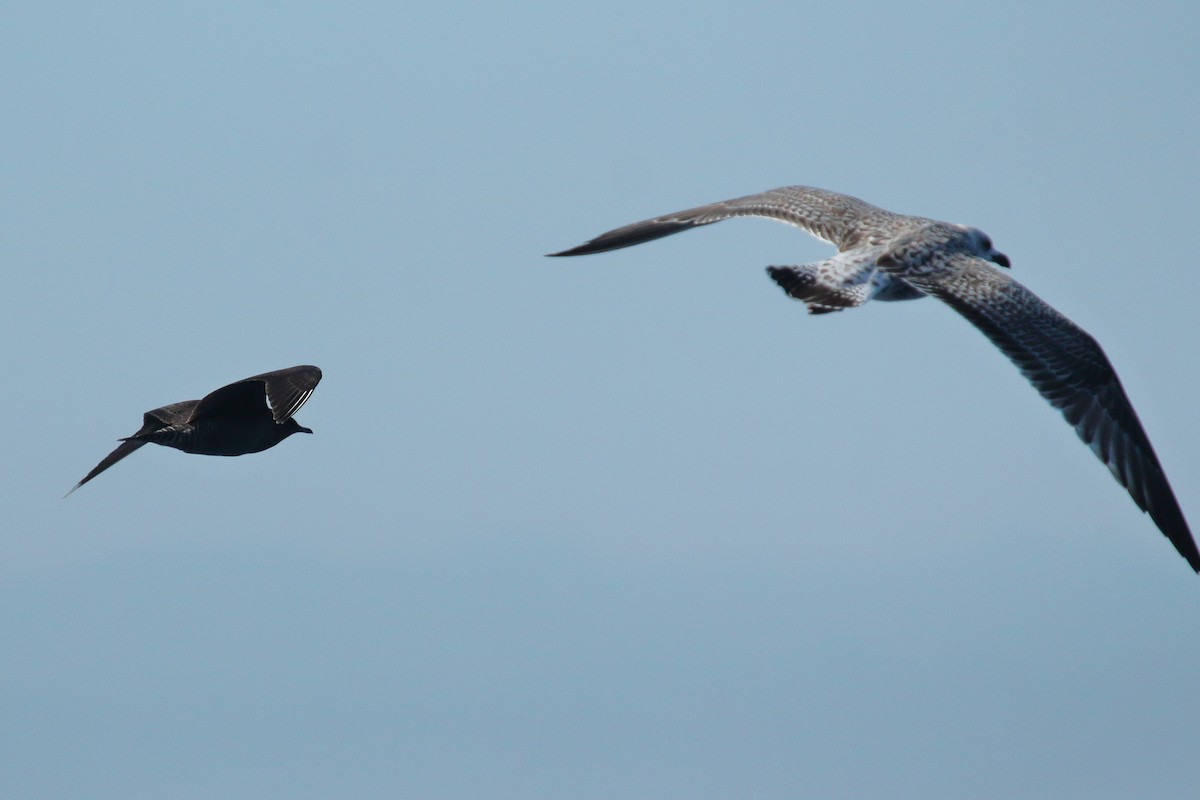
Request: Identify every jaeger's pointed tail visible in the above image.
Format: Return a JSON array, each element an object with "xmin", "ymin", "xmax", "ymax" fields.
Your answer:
[{"xmin": 65, "ymin": 438, "xmax": 148, "ymax": 497}]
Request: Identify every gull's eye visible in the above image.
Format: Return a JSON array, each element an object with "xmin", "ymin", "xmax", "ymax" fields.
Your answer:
[{"xmin": 979, "ymin": 233, "xmax": 993, "ymax": 251}]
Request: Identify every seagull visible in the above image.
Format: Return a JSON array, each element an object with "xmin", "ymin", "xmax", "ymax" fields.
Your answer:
[
  {"xmin": 549, "ymin": 185, "xmax": 1199, "ymax": 573},
  {"xmin": 68, "ymin": 365, "xmax": 322, "ymax": 495}
]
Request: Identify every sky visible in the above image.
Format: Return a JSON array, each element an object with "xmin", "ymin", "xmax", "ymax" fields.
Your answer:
[{"xmin": 3, "ymin": 2, "xmax": 1199, "ymax": 798}]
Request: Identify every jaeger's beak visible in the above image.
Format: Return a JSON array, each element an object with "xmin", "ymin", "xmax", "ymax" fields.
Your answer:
[
  {"xmin": 299, "ymin": 426, "xmax": 314, "ymax": 435},
  {"xmin": 992, "ymin": 252, "xmax": 1011, "ymax": 269}
]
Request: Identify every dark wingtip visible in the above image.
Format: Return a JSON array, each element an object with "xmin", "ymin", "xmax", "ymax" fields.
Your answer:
[
  {"xmin": 547, "ymin": 220, "xmax": 697, "ymax": 258},
  {"xmin": 1139, "ymin": 478, "xmax": 1200, "ymax": 573},
  {"xmin": 1172, "ymin": 537, "xmax": 1200, "ymax": 573},
  {"xmin": 1175, "ymin": 534, "xmax": 1200, "ymax": 574},
  {"xmin": 546, "ymin": 241, "xmax": 609, "ymax": 257}
]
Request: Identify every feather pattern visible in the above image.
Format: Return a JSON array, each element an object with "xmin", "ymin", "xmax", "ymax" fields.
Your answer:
[
  {"xmin": 552, "ymin": 185, "xmax": 1196, "ymax": 572},
  {"xmin": 881, "ymin": 248, "xmax": 1197, "ymax": 570}
]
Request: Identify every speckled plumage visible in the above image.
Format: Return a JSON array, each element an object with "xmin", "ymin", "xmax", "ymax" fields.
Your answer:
[
  {"xmin": 549, "ymin": 185, "xmax": 950, "ymax": 313},
  {"xmin": 550, "ymin": 185, "xmax": 1198, "ymax": 572},
  {"xmin": 68, "ymin": 365, "xmax": 322, "ymax": 495}
]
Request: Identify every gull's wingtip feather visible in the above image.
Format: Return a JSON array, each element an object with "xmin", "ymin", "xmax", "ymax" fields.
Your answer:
[{"xmin": 546, "ymin": 240, "xmax": 614, "ymax": 257}]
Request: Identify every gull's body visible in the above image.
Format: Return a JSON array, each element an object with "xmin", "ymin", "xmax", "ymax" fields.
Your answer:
[
  {"xmin": 550, "ymin": 185, "xmax": 1198, "ymax": 572},
  {"xmin": 68, "ymin": 365, "xmax": 322, "ymax": 494}
]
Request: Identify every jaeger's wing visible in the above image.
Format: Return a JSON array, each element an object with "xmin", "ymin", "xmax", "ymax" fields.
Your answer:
[{"xmin": 191, "ymin": 365, "xmax": 322, "ymax": 423}]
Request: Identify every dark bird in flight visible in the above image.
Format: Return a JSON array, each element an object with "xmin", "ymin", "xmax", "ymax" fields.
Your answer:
[
  {"xmin": 549, "ymin": 185, "xmax": 1198, "ymax": 572},
  {"xmin": 68, "ymin": 365, "xmax": 322, "ymax": 495}
]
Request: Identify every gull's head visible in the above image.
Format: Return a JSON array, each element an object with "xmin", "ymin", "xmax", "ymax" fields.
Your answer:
[{"xmin": 966, "ymin": 227, "xmax": 1011, "ymax": 269}]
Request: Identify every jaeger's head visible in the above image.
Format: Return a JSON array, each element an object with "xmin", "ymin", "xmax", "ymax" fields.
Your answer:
[{"xmin": 281, "ymin": 418, "xmax": 313, "ymax": 437}]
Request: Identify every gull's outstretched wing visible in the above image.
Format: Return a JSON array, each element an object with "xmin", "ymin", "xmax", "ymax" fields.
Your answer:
[
  {"xmin": 886, "ymin": 252, "xmax": 1199, "ymax": 571},
  {"xmin": 549, "ymin": 185, "xmax": 915, "ymax": 256}
]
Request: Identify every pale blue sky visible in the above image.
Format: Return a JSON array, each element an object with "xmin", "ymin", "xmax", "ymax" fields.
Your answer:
[{"xmin": 4, "ymin": 3, "xmax": 1199, "ymax": 798}]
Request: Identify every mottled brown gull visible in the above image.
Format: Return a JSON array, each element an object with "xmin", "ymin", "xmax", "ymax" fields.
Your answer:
[{"xmin": 550, "ymin": 185, "xmax": 1197, "ymax": 572}]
